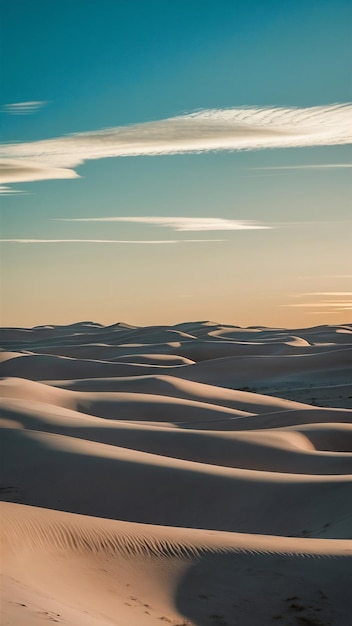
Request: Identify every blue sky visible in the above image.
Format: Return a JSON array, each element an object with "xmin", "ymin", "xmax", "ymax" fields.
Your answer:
[{"xmin": 1, "ymin": 0, "xmax": 351, "ymax": 327}]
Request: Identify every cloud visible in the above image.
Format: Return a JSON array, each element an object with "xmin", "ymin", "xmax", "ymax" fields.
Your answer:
[
  {"xmin": 2, "ymin": 101, "xmax": 47, "ymax": 115},
  {"xmin": 282, "ymin": 292, "xmax": 352, "ymax": 313},
  {"xmin": 294, "ymin": 292, "xmax": 352, "ymax": 297},
  {"xmin": 283, "ymin": 302, "xmax": 352, "ymax": 307},
  {"xmin": 0, "ymin": 239, "xmax": 225, "ymax": 244},
  {"xmin": 0, "ymin": 185, "xmax": 26, "ymax": 195},
  {"xmin": 305, "ymin": 308, "xmax": 352, "ymax": 314},
  {"xmin": 0, "ymin": 159, "xmax": 79, "ymax": 184},
  {"xmin": 55, "ymin": 217, "xmax": 271, "ymax": 231},
  {"xmin": 1, "ymin": 103, "xmax": 351, "ymax": 185}
]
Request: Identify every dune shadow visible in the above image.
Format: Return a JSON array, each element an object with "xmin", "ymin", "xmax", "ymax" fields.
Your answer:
[{"xmin": 175, "ymin": 549, "xmax": 351, "ymax": 626}]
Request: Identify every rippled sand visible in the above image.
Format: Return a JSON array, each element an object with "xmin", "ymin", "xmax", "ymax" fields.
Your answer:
[{"xmin": 1, "ymin": 321, "xmax": 352, "ymax": 625}]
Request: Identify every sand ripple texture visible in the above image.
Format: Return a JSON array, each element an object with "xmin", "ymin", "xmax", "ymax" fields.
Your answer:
[{"xmin": 1, "ymin": 321, "xmax": 352, "ymax": 625}]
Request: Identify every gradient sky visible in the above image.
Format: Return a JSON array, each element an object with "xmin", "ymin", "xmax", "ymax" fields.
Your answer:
[{"xmin": 1, "ymin": 0, "xmax": 351, "ymax": 328}]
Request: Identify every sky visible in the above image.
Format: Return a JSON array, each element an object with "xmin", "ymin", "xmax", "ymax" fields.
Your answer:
[{"xmin": 1, "ymin": 0, "xmax": 351, "ymax": 329}]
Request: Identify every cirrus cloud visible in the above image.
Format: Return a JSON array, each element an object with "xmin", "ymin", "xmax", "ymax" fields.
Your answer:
[
  {"xmin": 0, "ymin": 159, "xmax": 79, "ymax": 184},
  {"xmin": 2, "ymin": 101, "xmax": 47, "ymax": 115},
  {"xmin": 282, "ymin": 292, "xmax": 352, "ymax": 314},
  {"xmin": 1, "ymin": 103, "xmax": 351, "ymax": 187},
  {"xmin": 55, "ymin": 216, "xmax": 271, "ymax": 231},
  {"xmin": 0, "ymin": 184, "xmax": 27, "ymax": 195}
]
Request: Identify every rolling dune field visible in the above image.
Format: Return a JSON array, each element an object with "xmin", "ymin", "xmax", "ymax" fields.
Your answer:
[{"xmin": 1, "ymin": 321, "xmax": 352, "ymax": 626}]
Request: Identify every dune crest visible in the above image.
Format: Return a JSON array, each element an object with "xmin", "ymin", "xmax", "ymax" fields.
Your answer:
[{"xmin": 1, "ymin": 321, "xmax": 352, "ymax": 625}]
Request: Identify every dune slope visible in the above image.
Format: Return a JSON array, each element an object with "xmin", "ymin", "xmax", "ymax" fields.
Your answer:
[{"xmin": 1, "ymin": 321, "xmax": 352, "ymax": 625}]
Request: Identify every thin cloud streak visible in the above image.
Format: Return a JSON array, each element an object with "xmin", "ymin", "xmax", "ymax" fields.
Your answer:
[
  {"xmin": 293, "ymin": 292, "xmax": 352, "ymax": 297},
  {"xmin": 282, "ymin": 291, "xmax": 352, "ymax": 313},
  {"xmin": 283, "ymin": 302, "xmax": 352, "ymax": 307},
  {"xmin": 1, "ymin": 103, "xmax": 351, "ymax": 185},
  {"xmin": 306, "ymin": 308, "xmax": 352, "ymax": 314},
  {"xmin": 2, "ymin": 101, "xmax": 47, "ymax": 115},
  {"xmin": 55, "ymin": 217, "xmax": 271, "ymax": 231},
  {"xmin": 0, "ymin": 239, "xmax": 226, "ymax": 244},
  {"xmin": 57, "ymin": 217, "xmax": 352, "ymax": 230},
  {"xmin": 0, "ymin": 185, "xmax": 26, "ymax": 195}
]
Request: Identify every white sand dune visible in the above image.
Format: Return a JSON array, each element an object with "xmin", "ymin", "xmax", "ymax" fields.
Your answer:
[
  {"xmin": 2, "ymin": 502, "xmax": 352, "ymax": 626},
  {"xmin": 1, "ymin": 344, "xmax": 351, "ymax": 391},
  {"xmin": 1, "ymin": 321, "xmax": 352, "ymax": 625},
  {"xmin": 0, "ymin": 375, "xmax": 310, "ymax": 412},
  {"xmin": 1, "ymin": 398, "xmax": 352, "ymax": 473}
]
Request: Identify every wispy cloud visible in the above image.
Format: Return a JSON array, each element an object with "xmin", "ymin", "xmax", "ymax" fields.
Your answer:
[
  {"xmin": 57, "ymin": 217, "xmax": 352, "ymax": 231},
  {"xmin": 0, "ymin": 239, "xmax": 225, "ymax": 244},
  {"xmin": 305, "ymin": 308, "xmax": 352, "ymax": 314},
  {"xmin": 0, "ymin": 184, "xmax": 26, "ymax": 195},
  {"xmin": 283, "ymin": 302, "xmax": 352, "ymax": 307},
  {"xmin": 282, "ymin": 292, "xmax": 352, "ymax": 314},
  {"xmin": 294, "ymin": 292, "xmax": 352, "ymax": 297},
  {"xmin": 55, "ymin": 217, "xmax": 271, "ymax": 231},
  {"xmin": 2, "ymin": 101, "xmax": 47, "ymax": 115},
  {"xmin": 1, "ymin": 103, "xmax": 351, "ymax": 185},
  {"xmin": 0, "ymin": 159, "xmax": 80, "ymax": 184}
]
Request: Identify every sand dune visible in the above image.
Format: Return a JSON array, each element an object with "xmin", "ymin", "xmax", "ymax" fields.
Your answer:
[
  {"xmin": 2, "ymin": 502, "xmax": 351, "ymax": 626},
  {"xmin": 2, "ymin": 502, "xmax": 352, "ymax": 626},
  {"xmin": 1, "ymin": 321, "xmax": 352, "ymax": 625},
  {"xmin": 1, "ymin": 398, "xmax": 352, "ymax": 473},
  {"xmin": 0, "ymin": 375, "xmax": 310, "ymax": 412},
  {"xmin": 2, "ymin": 427, "xmax": 352, "ymax": 537}
]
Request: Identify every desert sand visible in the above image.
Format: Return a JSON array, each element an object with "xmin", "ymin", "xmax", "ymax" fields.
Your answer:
[{"xmin": 1, "ymin": 321, "xmax": 352, "ymax": 626}]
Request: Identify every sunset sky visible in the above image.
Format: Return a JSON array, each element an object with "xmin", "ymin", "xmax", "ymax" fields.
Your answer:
[{"xmin": 1, "ymin": 0, "xmax": 351, "ymax": 328}]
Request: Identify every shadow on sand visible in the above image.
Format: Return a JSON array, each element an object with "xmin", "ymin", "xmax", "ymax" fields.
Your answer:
[{"xmin": 175, "ymin": 549, "xmax": 351, "ymax": 626}]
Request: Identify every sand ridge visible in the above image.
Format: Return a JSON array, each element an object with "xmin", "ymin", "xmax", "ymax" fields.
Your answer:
[{"xmin": 1, "ymin": 321, "xmax": 352, "ymax": 625}]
